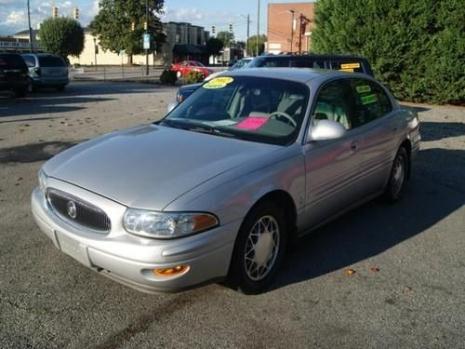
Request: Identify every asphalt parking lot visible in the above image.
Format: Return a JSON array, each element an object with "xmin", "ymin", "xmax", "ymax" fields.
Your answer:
[{"xmin": 0, "ymin": 82, "xmax": 464, "ymax": 348}]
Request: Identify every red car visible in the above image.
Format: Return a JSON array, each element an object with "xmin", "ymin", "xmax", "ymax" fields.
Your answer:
[{"xmin": 170, "ymin": 61, "xmax": 213, "ymax": 79}]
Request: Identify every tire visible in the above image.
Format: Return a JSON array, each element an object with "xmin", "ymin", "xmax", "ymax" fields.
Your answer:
[
  {"xmin": 14, "ymin": 87, "xmax": 27, "ymax": 98},
  {"xmin": 384, "ymin": 146, "xmax": 409, "ymax": 202},
  {"xmin": 227, "ymin": 201, "xmax": 287, "ymax": 294},
  {"xmin": 56, "ymin": 85, "xmax": 66, "ymax": 92}
]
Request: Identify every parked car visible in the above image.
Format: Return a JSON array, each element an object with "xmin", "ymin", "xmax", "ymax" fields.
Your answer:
[
  {"xmin": 175, "ymin": 57, "xmax": 253, "ymax": 104},
  {"xmin": 0, "ymin": 53, "xmax": 29, "ymax": 97},
  {"xmin": 170, "ymin": 60, "xmax": 213, "ymax": 79},
  {"xmin": 248, "ymin": 54, "xmax": 374, "ymax": 76},
  {"xmin": 174, "ymin": 54, "xmax": 373, "ymax": 105},
  {"xmin": 31, "ymin": 68, "xmax": 420, "ymax": 294},
  {"xmin": 21, "ymin": 53, "xmax": 69, "ymax": 91}
]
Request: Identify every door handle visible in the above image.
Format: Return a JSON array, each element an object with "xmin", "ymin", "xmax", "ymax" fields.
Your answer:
[{"xmin": 350, "ymin": 142, "xmax": 359, "ymax": 151}]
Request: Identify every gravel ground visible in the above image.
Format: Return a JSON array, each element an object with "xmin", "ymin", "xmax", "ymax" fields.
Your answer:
[{"xmin": 0, "ymin": 82, "xmax": 464, "ymax": 349}]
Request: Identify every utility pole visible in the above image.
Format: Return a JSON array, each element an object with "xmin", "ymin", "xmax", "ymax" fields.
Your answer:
[
  {"xmin": 27, "ymin": 0, "xmax": 33, "ymax": 52},
  {"xmin": 290, "ymin": 10, "xmax": 295, "ymax": 53},
  {"xmin": 246, "ymin": 14, "xmax": 250, "ymax": 56},
  {"xmin": 256, "ymin": 0, "xmax": 260, "ymax": 56},
  {"xmin": 145, "ymin": 0, "xmax": 149, "ymax": 76}
]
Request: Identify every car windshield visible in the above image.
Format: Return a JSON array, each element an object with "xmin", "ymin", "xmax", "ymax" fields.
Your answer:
[
  {"xmin": 161, "ymin": 76, "xmax": 310, "ymax": 146},
  {"xmin": 231, "ymin": 59, "xmax": 252, "ymax": 70},
  {"xmin": 39, "ymin": 56, "xmax": 66, "ymax": 67}
]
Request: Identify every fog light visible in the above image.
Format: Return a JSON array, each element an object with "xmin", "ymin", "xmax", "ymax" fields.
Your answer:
[{"xmin": 153, "ymin": 265, "xmax": 190, "ymax": 277}]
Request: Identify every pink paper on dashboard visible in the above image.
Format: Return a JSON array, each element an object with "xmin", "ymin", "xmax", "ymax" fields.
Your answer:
[{"xmin": 236, "ymin": 117, "xmax": 268, "ymax": 130}]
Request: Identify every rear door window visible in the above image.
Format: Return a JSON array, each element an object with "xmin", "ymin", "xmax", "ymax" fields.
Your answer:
[
  {"xmin": 39, "ymin": 56, "xmax": 66, "ymax": 67},
  {"xmin": 0, "ymin": 54, "xmax": 27, "ymax": 69},
  {"xmin": 256, "ymin": 58, "xmax": 289, "ymax": 68},
  {"xmin": 22, "ymin": 55, "xmax": 36, "ymax": 67},
  {"xmin": 291, "ymin": 58, "xmax": 326, "ymax": 69},
  {"xmin": 348, "ymin": 79, "xmax": 393, "ymax": 128}
]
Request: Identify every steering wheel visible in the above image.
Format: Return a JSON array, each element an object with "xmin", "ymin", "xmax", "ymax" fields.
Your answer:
[{"xmin": 269, "ymin": 111, "xmax": 297, "ymax": 127}]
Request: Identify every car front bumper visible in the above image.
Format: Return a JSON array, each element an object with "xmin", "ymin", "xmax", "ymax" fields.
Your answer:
[
  {"xmin": 31, "ymin": 185, "xmax": 240, "ymax": 293},
  {"xmin": 31, "ymin": 77, "xmax": 69, "ymax": 86}
]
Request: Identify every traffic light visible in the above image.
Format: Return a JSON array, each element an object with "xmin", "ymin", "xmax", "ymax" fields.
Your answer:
[
  {"xmin": 131, "ymin": 22, "xmax": 135, "ymax": 31},
  {"xmin": 73, "ymin": 7, "xmax": 79, "ymax": 20},
  {"xmin": 144, "ymin": 21, "xmax": 148, "ymax": 31},
  {"xmin": 229, "ymin": 24, "xmax": 233, "ymax": 33},
  {"xmin": 212, "ymin": 26, "xmax": 216, "ymax": 35},
  {"xmin": 52, "ymin": 6, "xmax": 58, "ymax": 18}
]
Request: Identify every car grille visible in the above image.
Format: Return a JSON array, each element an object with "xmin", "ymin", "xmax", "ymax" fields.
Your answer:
[{"xmin": 46, "ymin": 188, "xmax": 111, "ymax": 232}]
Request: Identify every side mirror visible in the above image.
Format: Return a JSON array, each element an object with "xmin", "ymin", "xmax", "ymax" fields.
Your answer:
[
  {"xmin": 167, "ymin": 102, "xmax": 177, "ymax": 113},
  {"xmin": 307, "ymin": 119, "xmax": 346, "ymax": 142}
]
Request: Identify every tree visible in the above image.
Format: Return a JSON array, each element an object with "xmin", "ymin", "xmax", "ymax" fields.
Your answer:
[
  {"xmin": 217, "ymin": 31, "xmax": 234, "ymax": 47},
  {"xmin": 247, "ymin": 35, "xmax": 267, "ymax": 56},
  {"xmin": 312, "ymin": 0, "xmax": 465, "ymax": 104},
  {"xmin": 39, "ymin": 17, "xmax": 84, "ymax": 59},
  {"xmin": 90, "ymin": 0, "xmax": 166, "ymax": 65},
  {"xmin": 206, "ymin": 37, "xmax": 224, "ymax": 56}
]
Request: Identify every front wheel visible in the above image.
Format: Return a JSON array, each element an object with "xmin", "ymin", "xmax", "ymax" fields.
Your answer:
[
  {"xmin": 228, "ymin": 201, "xmax": 287, "ymax": 294},
  {"xmin": 384, "ymin": 146, "xmax": 409, "ymax": 202}
]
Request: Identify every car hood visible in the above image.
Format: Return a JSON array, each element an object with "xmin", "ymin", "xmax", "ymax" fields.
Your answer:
[{"xmin": 44, "ymin": 124, "xmax": 279, "ymax": 210}]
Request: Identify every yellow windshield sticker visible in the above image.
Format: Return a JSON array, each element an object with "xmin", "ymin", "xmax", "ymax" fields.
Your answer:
[
  {"xmin": 361, "ymin": 94, "xmax": 377, "ymax": 105},
  {"xmin": 356, "ymin": 85, "xmax": 371, "ymax": 94},
  {"xmin": 339, "ymin": 68, "xmax": 354, "ymax": 73},
  {"xmin": 203, "ymin": 77, "xmax": 234, "ymax": 89},
  {"xmin": 341, "ymin": 62, "xmax": 361, "ymax": 69}
]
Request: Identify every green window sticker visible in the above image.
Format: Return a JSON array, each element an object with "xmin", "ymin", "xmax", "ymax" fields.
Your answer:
[
  {"xmin": 361, "ymin": 94, "xmax": 377, "ymax": 105},
  {"xmin": 356, "ymin": 85, "xmax": 371, "ymax": 94},
  {"xmin": 203, "ymin": 77, "xmax": 234, "ymax": 89}
]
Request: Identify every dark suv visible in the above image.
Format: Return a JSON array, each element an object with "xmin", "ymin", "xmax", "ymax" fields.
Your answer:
[
  {"xmin": 248, "ymin": 54, "xmax": 373, "ymax": 76},
  {"xmin": 0, "ymin": 53, "xmax": 29, "ymax": 97},
  {"xmin": 174, "ymin": 54, "xmax": 373, "ymax": 105}
]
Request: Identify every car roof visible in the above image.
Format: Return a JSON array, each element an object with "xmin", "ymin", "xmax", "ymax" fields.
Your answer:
[
  {"xmin": 221, "ymin": 67, "xmax": 364, "ymax": 84},
  {"xmin": 256, "ymin": 54, "xmax": 368, "ymax": 60}
]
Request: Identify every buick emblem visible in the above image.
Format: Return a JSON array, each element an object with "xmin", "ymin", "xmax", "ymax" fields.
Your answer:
[{"xmin": 67, "ymin": 201, "xmax": 77, "ymax": 219}]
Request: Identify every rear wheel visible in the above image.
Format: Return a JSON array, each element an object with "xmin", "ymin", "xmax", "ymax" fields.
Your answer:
[
  {"xmin": 384, "ymin": 146, "xmax": 409, "ymax": 202},
  {"xmin": 228, "ymin": 201, "xmax": 287, "ymax": 294},
  {"xmin": 56, "ymin": 85, "xmax": 66, "ymax": 92}
]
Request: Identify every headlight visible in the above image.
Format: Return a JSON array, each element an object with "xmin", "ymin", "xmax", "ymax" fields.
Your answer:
[
  {"xmin": 123, "ymin": 209, "xmax": 219, "ymax": 239},
  {"xmin": 38, "ymin": 169, "xmax": 48, "ymax": 193}
]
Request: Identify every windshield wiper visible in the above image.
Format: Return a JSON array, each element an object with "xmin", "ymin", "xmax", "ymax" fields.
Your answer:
[
  {"xmin": 188, "ymin": 124, "xmax": 237, "ymax": 138},
  {"xmin": 160, "ymin": 119, "xmax": 237, "ymax": 138}
]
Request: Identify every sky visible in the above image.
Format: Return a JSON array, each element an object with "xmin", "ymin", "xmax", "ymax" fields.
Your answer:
[{"xmin": 0, "ymin": 0, "xmax": 312, "ymax": 40}]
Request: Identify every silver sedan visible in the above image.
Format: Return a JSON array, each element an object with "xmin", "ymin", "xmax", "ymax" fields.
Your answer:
[{"xmin": 31, "ymin": 69, "xmax": 421, "ymax": 294}]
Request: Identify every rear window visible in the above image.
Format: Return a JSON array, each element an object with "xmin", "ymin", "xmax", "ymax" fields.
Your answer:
[
  {"xmin": 0, "ymin": 54, "xmax": 27, "ymax": 69},
  {"xmin": 253, "ymin": 58, "xmax": 289, "ymax": 68},
  {"xmin": 38, "ymin": 56, "xmax": 66, "ymax": 67}
]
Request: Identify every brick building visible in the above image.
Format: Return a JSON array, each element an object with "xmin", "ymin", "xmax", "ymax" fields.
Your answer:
[{"xmin": 267, "ymin": 2, "xmax": 315, "ymax": 54}]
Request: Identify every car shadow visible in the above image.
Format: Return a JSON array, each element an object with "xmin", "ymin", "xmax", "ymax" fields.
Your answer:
[
  {"xmin": 271, "ymin": 147, "xmax": 465, "ymax": 292},
  {"xmin": 420, "ymin": 121, "xmax": 465, "ymax": 142},
  {"xmin": 0, "ymin": 140, "xmax": 80, "ymax": 163},
  {"xmin": 0, "ymin": 96, "xmax": 113, "ymax": 118}
]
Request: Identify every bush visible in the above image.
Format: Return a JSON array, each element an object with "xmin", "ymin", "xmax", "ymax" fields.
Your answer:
[
  {"xmin": 159, "ymin": 69, "xmax": 177, "ymax": 85},
  {"xmin": 312, "ymin": 0, "xmax": 465, "ymax": 104},
  {"xmin": 185, "ymin": 70, "xmax": 205, "ymax": 84}
]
